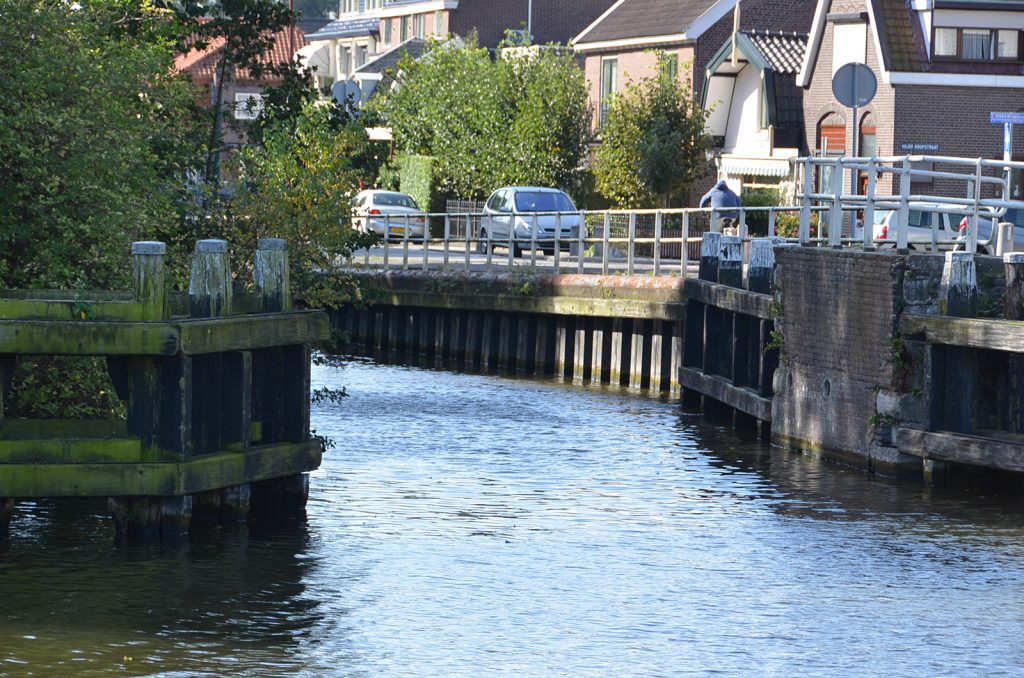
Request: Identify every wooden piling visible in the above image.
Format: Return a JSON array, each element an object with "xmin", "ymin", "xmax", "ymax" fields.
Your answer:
[
  {"xmin": 132, "ymin": 241, "xmax": 166, "ymax": 321},
  {"xmin": 189, "ymin": 239, "xmax": 232, "ymax": 318},
  {"xmin": 1006, "ymin": 253, "xmax": 1024, "ymax": 434},
  {"xmin": 931, "ymin": 252, "xmax": 978, "ymax": 441},
  {"xmin": 254, "ymin": 238, "xmax": 291, "ymax": 312}
]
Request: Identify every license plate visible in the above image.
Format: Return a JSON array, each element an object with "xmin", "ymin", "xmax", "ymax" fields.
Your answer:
[{"xmin": 390, "ymin": 227, "xmax": 405, "ymax": 235}]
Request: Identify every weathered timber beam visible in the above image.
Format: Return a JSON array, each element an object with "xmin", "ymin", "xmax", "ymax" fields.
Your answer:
[
  {"xmin": 0, "ymin": 299, "xmax": 147, "ymax": 321},
  {"xmin": 0, "ymin": 419, "xmax": 127, "ymax": 439},
  {"xmin": 372, "ymin": 290, "xmax": 686, "ymax": 321},
  {"xmin": 895, "ymin": 427, "xmax": 1024, "ymax": 472},
  {"xmin": 0, "ymin": 289, "xmax": 134, "ymax": 302},
  {"xmin": 166, "ymin": 291, "xmax": 262, "ymax": 317},
  {"xmin": 177, "ymin": 311, "xmax": 329, "ymax": 354},
  {"xmin": 683, "ymin": 279, "xmax": 772, "ymax": 319},
  {"xmin": 0, "ymin": 321, "xmax": 179, "ymax": 355},
  {"xmin": 0, "ymin": 437, "xmax": 151, "ymax": 464},
  {"xmin": 900, "ymin": 314, "xmax": 1024, "ymax": 353},
  {"xmin": 678, "ymin": 366, "xmax": 772, "ymax": 421},
  {"xmin": 0, "ymin": 440, "xmax": 322, "ymax": 497}
]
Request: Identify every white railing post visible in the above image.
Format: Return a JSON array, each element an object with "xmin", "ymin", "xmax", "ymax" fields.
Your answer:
[
  {"xmin": 530, "ymin": 213, "xmax": 538, "ymax": 267},
  {"xmin": 602, "ymin": 212, "xmax": 611, "ymax": 275},
  {"xmin": 443, "ymin": 213, "xmax": 451, "ymax": 268},
  {"xmin": 422, "ymin": 213, "xmax": 429, "ymax": 271},
  {"xmin": 383, "ymin": 214, "xmax": 390, "ymax": 268},
  {"xmin": 577, "ymin": 210, "xmax": 586, "ymax": 274},
  {"xmin": 464, "ymin": 213, "xmax": 471, "ymax": 271},
  {"xmin": 829, "ymin": 156, "xmax": 843, "ymax": 247},
  {"xmin": 681, "ymin": 210, "xmax": 690, "ymax": 275},
  {"xmin": 627, "ymin": 211, "xmax": 636, "ymax": 275},
  {"xmin": 507, "ymin": 211, "xmax": 516, "ymax": 267},
  {"xmin": 800, "ymin": 156, "xmax": 813, "ymax": 244},
  {"xmin": 897, "ymin": 157, "xmax": 912, "ymax": 251},
  {"xmin": 738, "ymin": 207, "xmax": 747, "ymax": 240},
  {"xmin": 402, "ymin": 213, "xmax": 410, "ymax": 269},
  {"xmin": 653, "ymin": 210, "xmax": 663, "ymax": 276},
  {"xmin": 969, "ymin": 160, "xmax": 983, "ymax": 254},
  {"xmin": 863, "ymin": 158, "xmax": 876, "ymax": 248},
  {"xmin": 554, "ymin": 211, "xmax": 562, "ymax": 273},
  {"xmin": 768, "ymin": 208, "xmax": 776, "ymax": 238}
]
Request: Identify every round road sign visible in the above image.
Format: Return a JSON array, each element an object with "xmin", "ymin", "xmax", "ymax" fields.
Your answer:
[{"xmin": 831, "ymin": 62, "xmax": 877, "ymax": 108}]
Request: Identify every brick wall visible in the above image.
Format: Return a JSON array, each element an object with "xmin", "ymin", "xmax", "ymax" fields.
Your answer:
[
  {"xmin": 771, "ymin": 248, "xmax": 910, "ymax": 470},
  {"xmin": 803, "ymin": 0, "xmax": 1024, "ymax": 198}
]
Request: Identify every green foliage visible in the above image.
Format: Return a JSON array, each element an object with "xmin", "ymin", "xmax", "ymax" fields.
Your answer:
[
  {"xmin": 229, "ymin": 101, "xmax": 379, "ymax": 308},
  {"xmin": 774, "ymin": 211, "xmax": 819, "ymax": 238},
  {"xmin": 739, "ymin": 188, "xmax": 781, "ymax": 236},
  {"xmin": 374, "ymin": 37, "xmax": 590, "ymax": 199},
  {"xmin": 377, "ymin": 163, "xmax": 401, "ymax": 190},
  {"xmin": 594, "ymin": 52, "xmax": 710, "ymax": 208},
  {"xmin": 7, "ymin": 357, "xmax": 125, "ymax": 420},
  {"xmin": 398, "ymin": 155, "xmax": 440, "ymax": 213},
  {"xmin": 0, "ymin": 0, "xmax": 201, "ymax": 290}
]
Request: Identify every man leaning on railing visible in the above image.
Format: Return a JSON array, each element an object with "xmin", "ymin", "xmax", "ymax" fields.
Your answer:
[{"xmin": 700, "ymin": 180, "xmax": 742, "ymax": 234}]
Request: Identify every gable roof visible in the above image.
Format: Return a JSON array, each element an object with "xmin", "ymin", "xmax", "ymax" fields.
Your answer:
[
  {"xmin": 174, "ymin": 25, "xmax": 308, "ymax": 85},
  {"xmin": 356, "ymin": 38, "xmax": 428, "ymax": 75},
  {"xmin": 574, "ymin": 0, "xmax": 735, "ymax": 49}
]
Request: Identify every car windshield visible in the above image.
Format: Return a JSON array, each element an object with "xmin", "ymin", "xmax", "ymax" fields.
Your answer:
[
  {"xmin": 374, "ymin": 193, "xmax": 418, "ymax": 209},
  {"xmin": 514, "ymin": 191, "xmax": 575, "ymax": 213}
]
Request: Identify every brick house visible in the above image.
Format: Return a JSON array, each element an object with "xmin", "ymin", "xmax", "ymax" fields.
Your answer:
[
  {"xmin": 573, "ymin": 0, "xmax": 816, "ymax": 134},
  {"xmin": 800, "ymin": 0, "xmax": 1024, "ymax": 199},
  {"xmin": 701, "ymin": 30, "xmax": 808, "ymax": 190},
  {"xmin": 175, "ymin": 25, "xmax": 309, "ymax": 150},
  {"xmin": 300, "ymin": 0, "xmax": 614, "ymax": 87}
]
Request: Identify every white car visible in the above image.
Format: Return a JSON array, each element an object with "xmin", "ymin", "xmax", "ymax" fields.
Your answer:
[
  {"xmin": 871, "ymin": 203, "xmax": 990, "ymax": 250},
  {"xmin": 479, "ymin": 186, "xmax": 580, "ymax": 256},
  {"xmin": 352, "ymin": 190, "xmax": 427, "ymax": 240}
]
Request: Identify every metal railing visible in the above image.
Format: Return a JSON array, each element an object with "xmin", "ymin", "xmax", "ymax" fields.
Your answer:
[
  {"xmin": 793, "ymin": 154, "xmax": 1024, "ymax": 253},
  {"xmin": 350, "ymin": 155, "xmax": 1024, "ymax": 276},
  {"xmin": 352, "ymin": 205, "xmax": 821, "ymax": 275}
]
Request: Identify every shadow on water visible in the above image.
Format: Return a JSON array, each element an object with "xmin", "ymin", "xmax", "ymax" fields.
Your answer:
[{"xmin": 0, "ymin": 500, "xmax": 329, "ymax": 675}]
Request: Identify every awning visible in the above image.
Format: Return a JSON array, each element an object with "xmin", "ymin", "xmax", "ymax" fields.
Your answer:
[
  {"xmin": 297, "ymin": 43, "xmax": 330, "ymax": 74},
  {"xmin": 720, "ymin": 156, "xmax": 792, "ymax": 178}
]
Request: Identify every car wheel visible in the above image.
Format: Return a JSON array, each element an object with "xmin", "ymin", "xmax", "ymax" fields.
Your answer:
[
  {"xmin": 477, "ymin": 228, "xmax": 490, "ymax": 255},
  {"xmin": 542, "ymin": 247, "xmax": 554, "ymax": 256},
  {"xmin": 512, "ymin": 242, "xmax": 523, "ymax": 258}
]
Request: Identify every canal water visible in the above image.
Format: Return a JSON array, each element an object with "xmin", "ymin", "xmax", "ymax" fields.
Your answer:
[{"xmin": 3, "ymin": 357, "xmax": 1024, "ymax": 676}]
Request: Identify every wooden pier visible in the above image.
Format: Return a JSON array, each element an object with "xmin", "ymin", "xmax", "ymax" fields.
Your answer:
[{"xmin": 0, "ymin": 238, "xmax": 328, "ymax": 539}]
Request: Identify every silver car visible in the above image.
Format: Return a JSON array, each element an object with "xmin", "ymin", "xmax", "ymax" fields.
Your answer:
[
  {"xmin": 352, "ymin": 190, "xmax": 427, "ymax": 240},
  {"xmin": 479, "ymin": 187, "xmax": 580, "ymax": 256}
]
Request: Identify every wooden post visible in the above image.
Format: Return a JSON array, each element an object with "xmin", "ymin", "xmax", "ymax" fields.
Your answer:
[
  {"xmin": 189, "ymin": 239, "xmax": 232, "ymax": 318},
  {"xmin": 746, "ymin": 239, "xmax": 775, "ymax": 294},
  {"xmin": 253, "ymin": 238, "xmax": 290, "ymax": 313},
  {"xmin": 0, "ymin": 497, "xmax": 13, "ymax": 542},
  {"xmin": 704, "ymin": 236, "xmax": 740, "ymax": 379},
  {"xmin": 932, "ymin": 252, "xmax": 978, "ymax": 440},
  {"xmin": 1006, "ymin": 253, "xmax": 1024, "ymax": 433},
  {"xmin": 132, "ymin": 241, "xmax": 166, "ymax": 320},
  {"xmin": 573, "ymin": 316, "xmax": 590, "ymax": 382}
]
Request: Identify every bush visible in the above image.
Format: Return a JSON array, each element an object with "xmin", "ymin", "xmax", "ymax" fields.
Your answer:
[{"xmin": 740, "ymin": 188, "xmax": 781, "ymax": 236}]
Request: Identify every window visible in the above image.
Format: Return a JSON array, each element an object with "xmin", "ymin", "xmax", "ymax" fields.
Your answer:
[
  {"xmin": 414, "ymin": 14, "xmax": 425, "ymax": 38},
  {"xmin": 340, "ymin": 47, "xmax": 351, "ymax": 76},
  {"xmin": 233, "ymin": 93, "xmax": 264, "ymax": 120},
  {"xmin": 933, "ymin": 26, "xmax": 1022, "ymax": 60},
  {"xmin": 998, "ymin": 30, "xmax": 1018, "ymax": 59},
  {"xmin": 660, "ymin": 52, "xmax": 678, "ymax": 81},
  {"xmin": 818, "ymin": 112, "xmax": 846, "ymax": 154},
  {"xmin": 934, "ymin": 27, "xmax": 957, "ymax": 56},
  {"xmin": 357, "ymin": 45, "xmax": 367, "ymax": 68},
  {"xmin": 400, "ymin": 16, "xmax": 409, "ymax": 42},
  {"xmin": 600, "ymin": 58, "xmax": 617, "ymax": 127},
  {"xmin": 434, "ymin": 10, "xmax": 444, "ymax": 36},
  {"xmin": 963, "ymin": 29, "xmax": 992, "ymax": 59},
  {"xmin": 383, "ymin": 19, "xmax": 392, "ymax": 45}
]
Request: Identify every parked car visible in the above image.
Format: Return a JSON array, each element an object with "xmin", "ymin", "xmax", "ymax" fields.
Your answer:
[
  {"xmin": 479, "ymin": 186, "xmax": 580, "ymax": 256},
  {"xmin": 870, "ymin": 202, "xmax": 1003, "ymax": 250},
  {"xmin": 351, "ymin": 190, "xmax": 427, "ymax": 240}
]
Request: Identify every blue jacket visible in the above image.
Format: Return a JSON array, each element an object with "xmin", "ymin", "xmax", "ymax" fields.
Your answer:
[{"xmin": 699, "ymin": 180, "xmax": 741, "ymax": 219}]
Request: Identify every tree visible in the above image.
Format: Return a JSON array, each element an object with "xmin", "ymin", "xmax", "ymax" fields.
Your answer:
[
  {"xmin": 374, "ymin": 37, "xmax": 590, "ymax": 200},
  {"xmin": 228, "ymin": 101, "xmax": 380, "ymax": 309},
  {"xmin": 171, "ymin": 0, "xmax": 300, "ymax": 188},
  {"xmin": 0, "ymin": 0, "xmax": 200, "ymax": 290},
  {"xmin": 594, "ymin": 53, "xmax": 710, "ymax": 208}
]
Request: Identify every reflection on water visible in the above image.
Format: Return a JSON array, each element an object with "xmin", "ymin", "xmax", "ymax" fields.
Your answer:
[{"xmin": 2, "ymin": 356, "xmax": 1024, "ymax": 676}]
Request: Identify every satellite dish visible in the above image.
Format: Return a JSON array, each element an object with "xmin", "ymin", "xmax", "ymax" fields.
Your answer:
[{"xmin": 331, "ymin": 79, "xmax": 363, "ymax": 106}]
